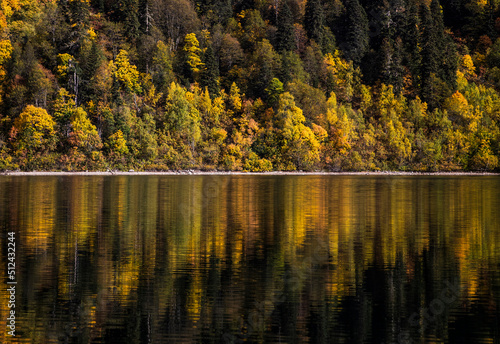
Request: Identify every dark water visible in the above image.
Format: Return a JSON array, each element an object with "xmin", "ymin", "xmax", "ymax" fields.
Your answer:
[{"xmin": 0, "ymin": 175, "xmax": 499, "ymax": 343}]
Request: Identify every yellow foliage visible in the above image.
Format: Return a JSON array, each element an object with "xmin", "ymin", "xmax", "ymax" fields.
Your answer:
[
  {"xmin": 183, "ymin": 33, "xmax": 203, "ymax": 75},
  {"xmin": 10, "ymin": 105, "xmax": 56, "ymax": 153},
  {"xmin": 312, "ymin": 123, "xmax": 328, "ymax": 143},
  {"xmin": 324, "ymin": 51, "xmax": 355, "ymax": 101},
  {"xmin": 107, "ymin": 130, "xmax": 129, "ymax": 156},
  {"xmin": 0, "ymin": 39, "xmax": 12, "ymax": 64},
  {"xmin": 56, "ymin": 53, "xmax": 75, "ymax": 81},
  {"xmin": 461, "ymin": 54, "xmax": 476, "ymax": 78},
  {"xmin": 111, "ymin": 50, "xmax": 141, "ymax": 94},
  {"xmin": 456, "ymin": 70, "xmax": 468, "ymax": 91},
  {"xmin": 87, "ymin": 27, "xmax": 96, "ymax": 40},
  {"xmin": 228, "ymin": 82, "xmax": 242, "ymax": 112},
  {"xmin": 68, "ymin": 107, "xmax": 103, "ymax": 153},
  {"xmin": 444, "ymin": 91, "xmax": 470, "ymax": 119},
  {"xmin": 1, "ymin": 0, "xmax": 20, "ymax": 19}
]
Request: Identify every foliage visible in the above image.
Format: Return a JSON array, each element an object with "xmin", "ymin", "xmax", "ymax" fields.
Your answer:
[{"xmin": 0, "ymin": 0, "xmax": 498, "ymax": 172}]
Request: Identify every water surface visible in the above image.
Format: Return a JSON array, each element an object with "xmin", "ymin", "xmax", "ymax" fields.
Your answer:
[{"xmin": 0, "ymin": 175, "xmax": 499, "ymax": 343}]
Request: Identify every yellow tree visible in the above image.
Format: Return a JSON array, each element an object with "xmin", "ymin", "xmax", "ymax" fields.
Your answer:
[
  {"xmin": 274, "ymin": 92, "xmax": 321, "ymax": 170},
  {"xmin": 163, "ymin": 82, "xmax": 201, "ymax": 161},
  {"xmin": 9, "ymin": 105, "xmax": 56, "ymax": 159},
  {"xmin": 0, "ymin": 3, "xmax": 13, "ymax": 107},
  {"xmin": 68, "ymin": 107, "xmax": 103, "ymax": 155},
  {"xmin": 374, "ymin": 84, "xmax": 412, "ymax": 168},
  {"xmin": 111, "ymin": 49, "xmax": 141, "ymax": 95},
  {"xmin": 183, "ymin": 33, "xmax": 203, "ymax": 81}
]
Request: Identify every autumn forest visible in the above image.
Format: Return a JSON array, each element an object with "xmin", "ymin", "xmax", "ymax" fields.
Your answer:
[{"xmin": 1, "ymin": 0, "xmax": 500, "ymax": 171}]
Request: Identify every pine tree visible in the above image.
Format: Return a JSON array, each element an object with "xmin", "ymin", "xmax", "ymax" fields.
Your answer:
[
  {"xmin": 430, "ymin": 0, "xmax": 445, "ymax": 49},
  {"xmin": 342, "ymin": 0, "xmax": 369, "ymax": 64},
  {"xmin": 403, "ymin": 0, "xmax": 421, "ymax": 87},
  {"xmin": 440, "ymin": 34, "xmax": 458, "ymax": 92},
  {"xmin": 276, "ymin": 0, "xmax": 295, "ymax": 52},
  {"xmin": 213, "ymin": 0, "xmax": 232, "ymax": 24},
  {"xmin": 117, "ymin": 0, "xmax": 140, "ymax": 39},
  {"xmin": 200, "ymin": 44, "xmax": 220, "ymax": 96},
  {"xmin": 304, "ymin": 0, "xmax": 325, "ymax": 45},
  {"xmin": 482, "ymin": 0, "xmax": 496, "ymax": 39},
  {"xmin": 81, "ymin": 40, "xmax": 106, "ymax": 103},
  {"xmin": 420, "ymin": 2, "xmax": 440, "ymax": 103},
  {"xmin": 420, "ymin": 0, "xmax": 457, "ymax": 105},
  {"xmin": 380, "ymin": 37, "xmax": 404, "ymax": 94}
]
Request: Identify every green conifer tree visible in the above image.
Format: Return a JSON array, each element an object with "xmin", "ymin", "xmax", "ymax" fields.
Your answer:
[
  {"xmin": 403, "ymin": 0, "xmax": 421, "ymax": 88},
  {"xmin": 276, "ymin": 0, "xmax": 295, "ymax": 52},
  {"xmin": 342, "ymin": 0, "xmax": 369, "ymax": 64},
  {"xmin": 200, "ymin": 44, "xmax": 220, "ymax": 96},
  {"xmin": 304, "ymin": 0, "xmax": 325, "ymax": 44}
]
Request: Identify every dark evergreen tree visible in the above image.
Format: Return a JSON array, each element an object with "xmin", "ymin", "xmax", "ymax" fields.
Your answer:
[
  {"xmin": 321, "ymin": 26, "xmax": 337, "ymax": 54},
  {"xmin": 420, "ymin": 0, "xmax": 457, "ymax": 106},
  {"xmin": 430, "ymin": 0, "xmax": 445, "ymax": 48},
  {"xmin": 80, "ymin": 40, "xmax": 106, "ymax": 103},
  {"xmin": 58, "ymin": 0, "xmax": 90, "ymax": 54},
  {"xmin": 304, "ymin": 0, "xmax": 325, "ymax": 44},
  {"xmin": 342, "ymin": 0, "xmax": 369, "ymax": 64},
  {"xmin": 380, "ymin": 37, "xmax": 404, "ymax": 94},
  {"xmin": 213, "ymin": 0, "xmax": 233, "ymax": 24},
  {"xmin": 420, "ymin": 3, "xmax": 440, "ymax": 106},
  {"xmin": 276, "ymin": 0, "xmax": 295, "ymax": 52},
  {"xmin": 117, "ymin": 0, "xmax": 141, "ymax": 39},
  {"xmin": 67, "ymin": 0, "xmax": 90, "ymax": 27},
  {"xmin": 200, "ymin": 44, "xmax": 220, "ymax": 96},
  {"xmin": 482, "ymin": 0, "xmax": 497, "ymax": 39},
  {"xmin": 403, "ymin": 0, "xmax": 421, "ymax": 88},
  {"xmin": 440, "ymin": 34, "xmax": 458, "ymax": 92}
]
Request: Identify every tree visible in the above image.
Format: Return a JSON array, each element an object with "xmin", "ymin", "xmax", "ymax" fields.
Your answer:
[
  {"xmin": 280, "ymin": 51, "xmax": 308, "ymax": 85},
  {"xmin": 274, "ymin": 92, "xmax": 321, "ymax": 170},
  {"xmin": 10, "ymin": 105, "xmax": 56, "ymax": 156},
  {"xmin": 276, "ymin": 0, "xmax": 295, "ymax": 52},
  {"xmin": 138, "ymin": 0, "xmax": 153, "ymax": 33},
  {"xmin": 80, "ymin": 39, "xmax": 106, "ymax": 103},
  {"xmin": 200, "ymin": 43, "xmax": 219, "ymax": 96},
  {"xmin": 115, "ymin": 0, "xmax": 140, "ymax": 39},
  {"xmin": 151, "ymin": 41, "xmax": 174, "ymax": 94},
  {"xmin": 182, "ymin": 33, "xmax": 204, "ymax": 82},
  {"xmin": 380, "ymin": 37, "xmax": 405, "ymax": 94},
  {"xmin": 219, "ymin": 33, "xmax": 244, "ymax": 73},
  {"xmin": 111, "ymin": 49, "xmax": 142, "ymax": 96},
  {"xmin": 164, "ymin": 82, "xmax": 201, "ymax": 153},
  {"xmin": 265, "ymin": 77, "xmax": 284, "ymax": 107},
  {"xmin": 420, "ymin": 2, "xmax": 441, "ymax": 106},
  {"xmin": 403, "ymin": 0, "xmax": 421, "ymax": 90},
  {"xmin": 304, "ymin": 0, "xmax": 325, "ymax": 45},
  {"xmin": 213, "ymin": 0, "xmax": 232, "ymax": 24},
  {"xmin": 420, "ymin": 0, "xmax": 457, "ymax": 107},
  {"xmin": 150, "ymin": 0, "xmax": 200, "ymax": 50},
  {"xmin": 249, "ymin": 39, "xmax": 281, "ymax": 99},
  {"xmin": 68, "ymin": 107, "xmax": 103, "ymax": 155},
  {"xmin": 341, "ymin": 0, "xmax": 369, "ymax": 64}
]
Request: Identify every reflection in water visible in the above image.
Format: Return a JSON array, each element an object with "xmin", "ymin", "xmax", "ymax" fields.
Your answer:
[{"xmin": 0, "ymin": 175, "xmax": 499, "ymax": 343}]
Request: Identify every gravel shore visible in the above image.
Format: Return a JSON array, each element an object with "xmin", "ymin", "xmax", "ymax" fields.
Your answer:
[{"xmin": 1, "ymin": 170, "xmax": 499, "ymax": 176}]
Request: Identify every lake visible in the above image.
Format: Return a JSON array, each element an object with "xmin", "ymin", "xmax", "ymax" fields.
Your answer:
[{"xmin": 0, "ymin": 175, "xmax": 499, "ymax": 343}]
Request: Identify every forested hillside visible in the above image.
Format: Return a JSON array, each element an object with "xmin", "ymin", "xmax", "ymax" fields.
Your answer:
[{"xmin": 0, "ymin": 0, "xmax": 500, "ymax": 171}]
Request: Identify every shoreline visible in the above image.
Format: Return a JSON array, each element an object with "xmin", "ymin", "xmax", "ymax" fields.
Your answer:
[{"xmin": 1, "ymin": 170, "xmax": 499, "ymax": 176}]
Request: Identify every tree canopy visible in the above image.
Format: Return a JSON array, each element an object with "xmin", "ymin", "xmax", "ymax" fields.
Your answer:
[{"xmin": 0, "ymin": 0, "xmax": 499, "ymax": 172}]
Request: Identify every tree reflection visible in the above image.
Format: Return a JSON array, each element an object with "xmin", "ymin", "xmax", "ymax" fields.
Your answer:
[{"xmin": 0, "ymin": 175, "xmax": 499, "ymax": 343}]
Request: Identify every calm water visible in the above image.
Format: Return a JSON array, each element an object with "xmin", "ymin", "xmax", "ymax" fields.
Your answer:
[{"xmin": 0, "ymin": 175, "xmax": 499, "ymax": 343}]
